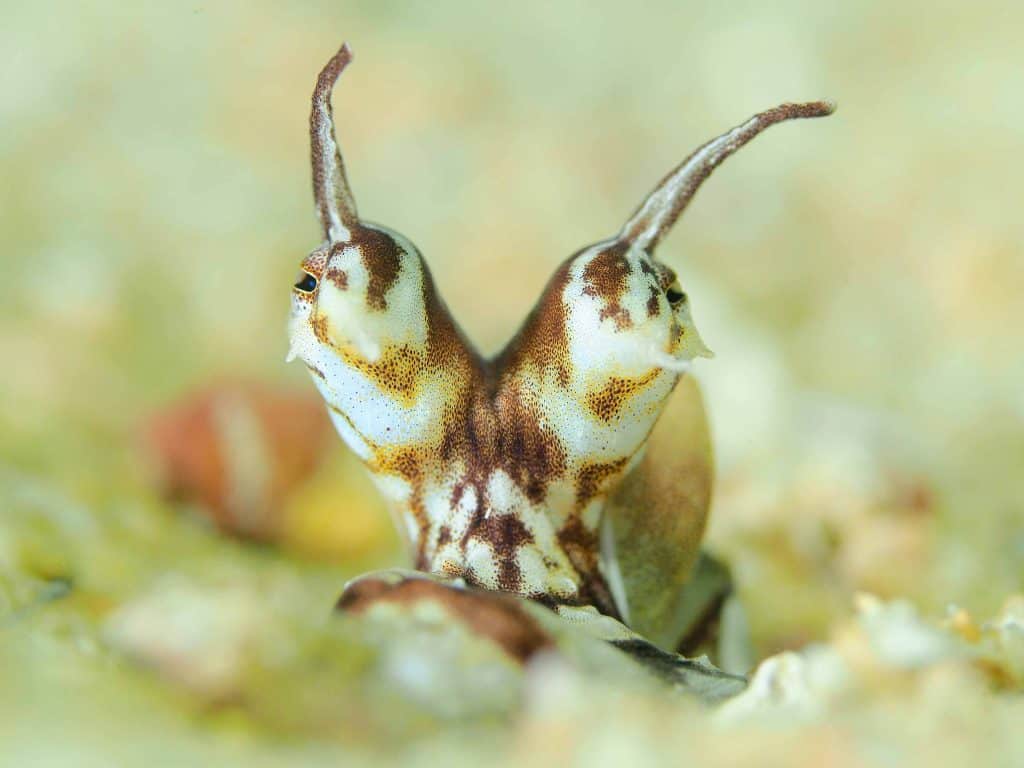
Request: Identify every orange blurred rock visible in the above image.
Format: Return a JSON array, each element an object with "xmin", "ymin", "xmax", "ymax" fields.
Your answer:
[{"xmin": 142, "ymin": 382, "xmax": 333, "ymax": 540}]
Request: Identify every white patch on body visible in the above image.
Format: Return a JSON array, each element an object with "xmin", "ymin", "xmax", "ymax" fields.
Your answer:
[{"xmin": 600, "ymin": 510, "xmax": 631, "ymax": 625}]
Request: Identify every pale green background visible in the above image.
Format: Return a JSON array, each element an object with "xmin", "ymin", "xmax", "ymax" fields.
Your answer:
[{"xmin": 2, "ymin": 1, "xmax": 1022, "ymax": 763}]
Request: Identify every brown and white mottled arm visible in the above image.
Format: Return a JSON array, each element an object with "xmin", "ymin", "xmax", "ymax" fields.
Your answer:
[
  {"xmin": 496, "ymin": 101, "xmax": 837, "ymax": 477},
  {"xmin": 288, "ymin": 45, "xmax": 484, "ymax": 558},
  {"xmin": 288, "ymin": 43, "xmax": 834, "ymax": 640}
]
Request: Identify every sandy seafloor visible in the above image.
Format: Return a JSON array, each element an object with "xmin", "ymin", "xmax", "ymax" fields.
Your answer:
[{"xmin": 2, "ymin": 1, "xmax": 1023, "ymax": 765}]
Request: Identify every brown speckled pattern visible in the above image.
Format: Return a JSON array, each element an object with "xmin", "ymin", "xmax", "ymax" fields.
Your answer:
[
  {"xmin": 288, "ymin": 43, "xmax": 834, "ymax": 626},
  {"xmin": 336, "ymin": 575, "xmax": 555, "ymax": 663}
]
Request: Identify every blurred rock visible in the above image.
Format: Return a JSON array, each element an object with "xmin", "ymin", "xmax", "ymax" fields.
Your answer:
[
  {"xmin": 104, "ymin": 576, "xmax": 269, "ymax": 701},
  {"xmin": 141, "ymin": 383, "xmax": 333, "ymax": 541},
  {"xmin": 714, "ymin": 648, "xmax": 848, "ymax": 725},
  {"xmin": 708, "ymin": 391, "xmax": 939, "ymax": 653},
  {"xmin": 989, "ymin": 595, "xmax": 1024, "ymax": 686},
  {"xmin": 847, "ymin": 594, "xmax": 965, "ymax": 671},
  {"xmin": 715, "ymin": 594, "xmax": 1022, "ymax": 730}
]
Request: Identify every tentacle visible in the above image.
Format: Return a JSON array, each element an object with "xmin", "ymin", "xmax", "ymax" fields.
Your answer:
[
  {"xmin": 620, "ymin": 100, "xmax": 836, "ymax": 253},
  {"xmin": 310, "ymin": 43, "xmax": 359, "ymax": 242}
]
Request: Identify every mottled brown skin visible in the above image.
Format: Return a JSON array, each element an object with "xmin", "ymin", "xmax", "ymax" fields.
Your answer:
[
  {"xmin": 406, "ymin": 257, "xmax": 624, "ymax": 612},
  {"xmin": 491, "ymin": 262, "xmax": 574, "ymax": 388},
  {"xmin": 352, "ymin": 246, "xmax": 634, "ymax": 610},
  {"xmin": 585, "ymin": 371, "xmax": 661, "ymax": 424},
  {"xmin": 337, "ymin": 575, "xmax": 555, "ymax": 663},
  {"xmin": 299, "ymin": 238, "xmax": 646, "ymax": 616},
  {"xmin": 289, "ymin": 43, "xmax": 835, "ymax": 650}
]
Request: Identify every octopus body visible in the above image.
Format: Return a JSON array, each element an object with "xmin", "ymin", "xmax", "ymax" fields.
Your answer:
[{"xmin": 287, "ymin": 43, "xmax": 834, "ymax": 649}]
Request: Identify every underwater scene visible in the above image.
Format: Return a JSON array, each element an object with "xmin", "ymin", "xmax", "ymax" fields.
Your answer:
[{"xmin": 2, "ymin": 1, "xmax": 1023, "ymax": 765}]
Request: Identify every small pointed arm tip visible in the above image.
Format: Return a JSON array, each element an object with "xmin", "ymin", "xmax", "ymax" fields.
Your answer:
[
  {"xmin": 315, "ymin": 43, "xmax": 354, "ymax": 99},
  {"xmin": 767, "ymin": 99, "xmax": 836, "ymax": 120},
  {"xmin": 744, "ymin": 100, "xmax": 837, "ymax": 134}
]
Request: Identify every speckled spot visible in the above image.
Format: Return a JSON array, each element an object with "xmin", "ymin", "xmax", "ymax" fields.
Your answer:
[
  {"xmin": 583, "ymin": 241, "xmax": 633, "ymax": 330},
  {"xmin": 584, "ymin": 370, "xmax": 660, "ymax": 423}
]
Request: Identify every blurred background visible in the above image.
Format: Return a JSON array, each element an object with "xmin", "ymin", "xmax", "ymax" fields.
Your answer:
[{"xmin": 2, "ymin": 0, "xmax": 1022, "ymax": 764}]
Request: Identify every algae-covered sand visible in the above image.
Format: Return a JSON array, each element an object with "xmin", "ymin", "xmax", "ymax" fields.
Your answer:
[{"xmin": 2, "ymin": 1, "xmax": 1023, "ymax": 765}]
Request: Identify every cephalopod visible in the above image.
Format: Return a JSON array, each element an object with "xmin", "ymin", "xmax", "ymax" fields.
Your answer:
[{"xmin": 287, "ymin": 43, "xmax": 833, "ymax": 689}]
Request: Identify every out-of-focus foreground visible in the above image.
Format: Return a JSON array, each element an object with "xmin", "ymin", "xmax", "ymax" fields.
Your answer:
[{"xmin": 2, "ymin": 1, "xmax": 1022, "ymax": 765}]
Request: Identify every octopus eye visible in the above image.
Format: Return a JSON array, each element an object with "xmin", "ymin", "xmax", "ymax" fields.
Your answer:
[
  {"xmin": 294, "ymin": 272, "xmax": 318, "ymax": 293},
  {"xmin": 666, "ymin": 286, "xmax": 687, "ymax": 306}
]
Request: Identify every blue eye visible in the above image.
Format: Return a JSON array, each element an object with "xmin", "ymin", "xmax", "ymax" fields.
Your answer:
[{"xmin": 294, "ymin": 273, "xmax": 318, "ymax": 293}]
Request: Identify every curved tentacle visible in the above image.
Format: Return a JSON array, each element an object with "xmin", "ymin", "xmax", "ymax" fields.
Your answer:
[
  {"xmin": 310, "ymin": 43, "xmax": 359, "ymax": 242},
  {"xmin": 620, "ymin": 100, "xmax": 836, "ymax": 253}
]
